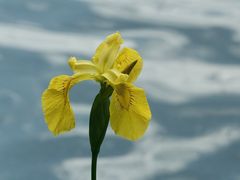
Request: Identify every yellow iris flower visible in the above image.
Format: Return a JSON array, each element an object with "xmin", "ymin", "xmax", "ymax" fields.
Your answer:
[{"xmin": 42, "ymin": 32, "xmax": 151, "ymax": 141}]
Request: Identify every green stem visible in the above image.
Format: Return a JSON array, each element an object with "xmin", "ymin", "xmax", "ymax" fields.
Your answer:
[
  {"xmin": 91, "ymin": 152, "xmax": 98, "ymax": 180},
  {"xmin": 89, "ymin": 83, "xmax": 113, "ymax": 180}
]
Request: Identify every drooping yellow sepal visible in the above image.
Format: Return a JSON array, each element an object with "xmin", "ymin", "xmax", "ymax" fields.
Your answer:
[
  {"xmin": 42, "ymin": 75, "xmax": 75, "ymax": 135},
  {"xmin": 110, "ymin": 83, "xmax": 151, "ymax": 141},
  {"xmin": 42, "ymin": 73, "xmax": 96, "ymax": 135},
  {"xmin": 113, "ymin": 48, "xmax": 143, "ymax": 82}
]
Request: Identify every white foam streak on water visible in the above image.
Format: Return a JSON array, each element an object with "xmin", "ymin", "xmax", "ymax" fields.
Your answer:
[
  {"xmin": 122, "ymin": 29, "xmax": 189, "ymax": 59},
  {"xmin": 0, "ymin": 24, "xmax": 95, "ymax": 54},
  {"xmin": 141, "ymin": 59, "xmax": 240, "ymax": 103},
  {"xmin": 88, "ymin": 0, "xmax": 240, "ymax": 40},
  {"xmin": 54, "ymin": 122, "xmax": 240, "ymax": 180},
  {"xmin": 0, "ymin": 23, "xmax": 135, "ymax": 57}
]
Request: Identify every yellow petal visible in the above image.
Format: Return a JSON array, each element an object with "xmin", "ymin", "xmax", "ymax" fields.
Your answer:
[
  {"xmin": 42, "ymin": 89, "xmax": 75, "ymax": 135},
  {"xmin": 68, "ymin": 57, "xmax": 99, "ymax": 75},
  {"xmin": 92, "ymin": 32, "xmax": 123, "ymax": 72},
  {"xmin": 42, "ymin": 74, "xmax": 94, "ymax": 135},
  {"xmin": 113, "ymin": 47, "xmax": 143, "ymax": 82},
  {"xmin": 110, "ymin": 83, "xmax": 151, "ymax": 141}
]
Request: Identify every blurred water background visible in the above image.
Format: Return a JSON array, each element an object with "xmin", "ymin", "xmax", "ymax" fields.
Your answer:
[{"xmin": 1, "ymin": 0, "xmax": 240, "ymax": 179}]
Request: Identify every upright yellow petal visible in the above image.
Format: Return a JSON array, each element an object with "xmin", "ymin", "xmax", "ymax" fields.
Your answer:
[
  {"xmin": 113, "ymin": 48, "xmax": 143, "ymax": 82},
  {"xmin": 92, "ymin": 32, "xmax": 123, "ymax": 72},
  {"xmin": 110, "ymin": 83, "xmax": 151, "ymax": 141},
  {"xmin": 42, "ymin": 73, "xmax": 95, "ymax": 135}
]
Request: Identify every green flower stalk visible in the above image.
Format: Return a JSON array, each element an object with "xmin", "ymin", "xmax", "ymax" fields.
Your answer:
[{"xmin": 41, "ymin": 32, "xmax": 152, "ymax": 180}]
